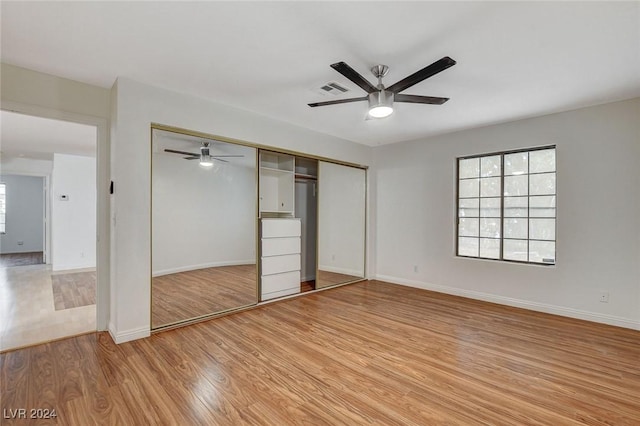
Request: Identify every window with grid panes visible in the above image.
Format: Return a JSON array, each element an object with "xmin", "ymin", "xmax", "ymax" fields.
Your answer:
[
  {"xmin": 0, "ymin": 183, "xmax": 5, "ymax": 233},
  {"xmin": 457, "ymin": 146, "xmax": 556, "ymax": 265}
]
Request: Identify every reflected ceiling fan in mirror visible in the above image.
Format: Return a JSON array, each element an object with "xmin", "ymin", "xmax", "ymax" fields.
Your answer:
[
  {"xmin": 308, "ymin": 56, "xmax": 456, "ymax": 118},
  {"xmin": 164, "ymin": 141, "xmax": 244, "ymax": 168}
]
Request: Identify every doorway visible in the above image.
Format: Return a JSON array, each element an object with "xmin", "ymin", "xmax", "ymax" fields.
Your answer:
[{"xmin": 0, "ymin": 110, "xmax": 98, "ymax": 351}]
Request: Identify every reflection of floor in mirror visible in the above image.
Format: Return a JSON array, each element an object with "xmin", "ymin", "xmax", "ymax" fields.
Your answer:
[
  {"xmin": 152, "ymin": 264, "xmax": 257, "ymax": 328},
  {"xmin": 0, "ymin": 263, "xmax": 96, "ymax": 352},
  {"xmin": 316, "ymin": 270, "xmax": 363, "ymax": 287}
]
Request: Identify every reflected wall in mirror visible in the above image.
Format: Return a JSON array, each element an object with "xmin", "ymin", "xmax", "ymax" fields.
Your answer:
[
  {"xmin": 317, "ymin": 161, "xmax": 366, "ymax": 289},
  {"xmin": 151, "ymin": 128, "xmax": 257, "ymax": 329}
]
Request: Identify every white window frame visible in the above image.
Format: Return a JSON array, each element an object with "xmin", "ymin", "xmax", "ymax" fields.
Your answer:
[{"xmin": 0, "ymin": 183, "xmax": 5, "ymax": 234}]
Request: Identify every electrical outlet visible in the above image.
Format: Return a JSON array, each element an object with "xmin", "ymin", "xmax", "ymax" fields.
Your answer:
[
  {"xmin": 413, "ymin": 265, "xmax": 418, "ymax": 273},
  {"xmin": 599, "ymin": 291, "xmax": 609, "ymax": 303},
  {"xmin": 331, "ymin": 254, "xmax": 335, "ymax": 261},
  {"xmin": 17, "ymin": 241, "xmax": 24, "ymax": 246}
]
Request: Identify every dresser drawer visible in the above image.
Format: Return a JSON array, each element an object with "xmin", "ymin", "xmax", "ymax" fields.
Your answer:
[
  {"xmin": 262, "ymin": 237, "xmax": 300, "ymax": 257},
  {"xmin": 261, "ymin": 254, "xmax": 300, "ymax": 275},
  {"xmin": 261, "ymin": 270, "xmax": 300, "ymax": 298},
  {"xmin": 261, "ymin": 218, "xmax": 301, "ymax": 238}
]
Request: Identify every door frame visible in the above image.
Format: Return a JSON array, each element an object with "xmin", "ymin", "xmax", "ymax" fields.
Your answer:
[{"xmin": 1, "ymin": 101, "xmax": 110, "ymax": 331}]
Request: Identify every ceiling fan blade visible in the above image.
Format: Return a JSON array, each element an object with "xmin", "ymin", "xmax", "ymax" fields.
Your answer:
[
  {"xmin": 386, "ymin": 56, "xmax": 456, "ymax": 94},
  {"xmin": 165, "ymin": 148, "xmax": 198, "ymax": 156},
  {"xmin": 211, "ymin": 155, "xmax": 244, "ymax": 158},
  {"xmin": 330, "ymin": 62, "xmax": 377, "ymax": 93},
  {"xmin": 395, "ymin": 94, "xmax": 449, "ymax": 105},
  {"xmin": 308, "ymin": 97, "xmax": 367, "ymax": 107},
  {"xmin": 185, "ymin": 156, "xmax": 228, "ymax": 163}
]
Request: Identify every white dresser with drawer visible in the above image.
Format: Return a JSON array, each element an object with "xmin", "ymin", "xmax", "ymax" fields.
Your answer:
[{"xmin": 260, "ymin": 218, "xmax": 301, "ymax": 301}]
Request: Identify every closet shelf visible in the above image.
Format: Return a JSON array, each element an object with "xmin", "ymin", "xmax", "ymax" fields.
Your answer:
[{"xmin": 260, "ymin": 166, "xmax": 294, "ymax": 174}]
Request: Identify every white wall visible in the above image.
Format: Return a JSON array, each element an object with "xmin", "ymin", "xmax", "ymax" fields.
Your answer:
[
  {"xmin": 373, "ymin": 98, "xmax": 640, "ymax": 329},
  {"xmin": 51, "ymin": 153, "xmax": 96, "ymax": 271},
  {"xmin": 152, "ymin": 148, "xmax": 256, "ymax": 275},
  {"xmin": 1, "ymin": 63, "xmax": 110, "ymax": 330},
  {"xmin": 0, "ymin": 157, "xmax": 53, "ymax": 176},
  {"xmin": 0, "ymin": 175, "xmax": 44, "ymax": 254},
  {"xmin": 110, "ymin": 77, "xmax": 372, "ymax": 343}
]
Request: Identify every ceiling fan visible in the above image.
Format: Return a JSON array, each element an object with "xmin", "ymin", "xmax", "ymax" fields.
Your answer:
[
  {"xmin": 308, "ymin": 56, "xmax": 456, "ymax": 118},
  {"xmin": 164, "ymin": 141, "xmax": 243, "ymax": 168}
]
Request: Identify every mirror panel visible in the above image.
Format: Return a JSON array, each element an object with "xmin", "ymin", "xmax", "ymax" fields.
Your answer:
[
  {"xmin": 151, "ymin": 129, "xmax": 257, "ymax": 329},
  {"xmin": 317, "ymin": 162, "xmax": 366, "ymax": 289}
]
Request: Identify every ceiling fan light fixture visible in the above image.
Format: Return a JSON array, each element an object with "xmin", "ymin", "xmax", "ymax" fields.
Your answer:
[
  {"xmin": 368, "ymin": 90, "xmax": 394, "ymax": 118},
  {"xmin": 199, "ymin": 145, "xmax": 214, "ymax": 167}
]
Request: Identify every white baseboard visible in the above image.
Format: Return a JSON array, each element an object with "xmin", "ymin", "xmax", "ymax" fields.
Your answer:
[
  {"xmin": 108, "ymin": 324, "xmax": 150, "ymax": 344},
  {"xmin": 375, "ymin": 274, "xmax": 640, "ymax": 331},
  {"xmin": 51, "ymin": 266, "xmax": 96, "ymax": 275},
  {"xmin": 52, "ymin": 262, "xmax": 96, "ymax": 272},
  {"xmin": 153, "ymin": 259, "xmax": 255, "ymax": 277}
]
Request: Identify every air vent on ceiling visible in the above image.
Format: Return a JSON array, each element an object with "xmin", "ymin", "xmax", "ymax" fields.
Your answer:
[{"xmin": 317, "ymin": 81, "xmax": 349, "ymax": 96}]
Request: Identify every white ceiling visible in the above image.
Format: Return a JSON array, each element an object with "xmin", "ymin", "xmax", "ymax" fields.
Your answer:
[
  {"xmin": 0, "ymin": 111, "xmax": 97, "ymax": 161},
  {"xmin": 1, "ymin": 1, "xmax": 639, "ymax": 146}
]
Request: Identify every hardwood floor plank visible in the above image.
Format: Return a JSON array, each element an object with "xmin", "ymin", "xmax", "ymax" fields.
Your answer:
[
  {"xmin": 51, "ymin": 271, "xmax": 96, "ymax": 310},
  {"xmin": 0, "ymin": 252, "xmax": 43, "ymax": 268},
  {"xmin": 1, "ymin": 280, "xmax": 639, "ymax": 425}
]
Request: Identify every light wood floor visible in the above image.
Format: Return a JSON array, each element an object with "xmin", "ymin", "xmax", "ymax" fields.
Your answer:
[
  {"xmin": 0, "ymin": 252, "xmax": 44, "ymax": 268},
  {"xmin": 0, "ymin": 264, "xmax": 96, "ymax": 352},
  {"xmin": 3, "ymin": 280, "xmax": 639, "ymax": 425},
  {"xmin": 152, "ymin": 264, "xmax": 258, "ymax": 328}
]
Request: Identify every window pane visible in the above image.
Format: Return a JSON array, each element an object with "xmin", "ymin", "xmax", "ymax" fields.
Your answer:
[
  {"xmin": 504, "ymin": 175, "xmax": 528, "ymax": 196},
  {"xmin": 459, "ymin": 218, "xmax": 479, "ymax": 237},
  {"xmin": 458, "ymin": 237, "xmax": 479, "ymax": 257},
  {"xmin": 504, "ymin": 218, "xmax": 527, "ymax": 239},
  {"xmin": 480, "ymin": 238, "xmax": 500, "ymax": 259},
  {"xmin": 529, "ymin": 240, "xmax": 555, "ymax": 264},
  {"xmin": 480, "ymin": 197, "xmax": 501, "ymax": 217},
  {"xmin": 480, "ymin": 177, "xmax": 501, "ymax": 197},
  {"xmin": 456, "ymin": 147, "xmax": 555, "ymax": 265},
  {"xmin": 504, "ymin": 152, "xmax": 528, "ymax": 176},
  {"xmin": 504, "ymin": 196, "xmax": 527, "ymax": 217},
  {"xmin": 530, "ymin": 149, "xmax": 556, "ymax": 174},
  {"xmin": 459, "ymin": 158, "xmax": 480, "ymax": 179},
  {"xmin": 458, "ymin": 198, "xmax": 479, "ymax": 218},
  {"xmin": 480, "ymin": 218, "xmax": 500, "ymax": 238},
  {"xmin": 530, "ymin": 218, "xmax": 555, "ymax": 241},
  {"xmin": 530, "ymin": 173, "xmax": 555, "ymax": 195},
  {"xmin": 530, "ymin": 195, "xmax": 556, "ymax": 217},
  {"xmin": 459, "ymin": 179, "xmax": 479, "ymax": 198},
  {"xmin": 504, "ymin": 239, "xmax": 528, "ymax": 261},
  {"xmin": 481, "ymin": 155, "xmax": 501, "ymax": 177}
]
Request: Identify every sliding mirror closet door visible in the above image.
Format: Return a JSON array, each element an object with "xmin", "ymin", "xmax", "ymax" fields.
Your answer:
[
  {"xmin": 316, "ymin": 162, "xmax": 366, "ymax": 289},
  {"xmin": 151, "ymin": 128, "xmax": 258, "ymax": 329}
]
